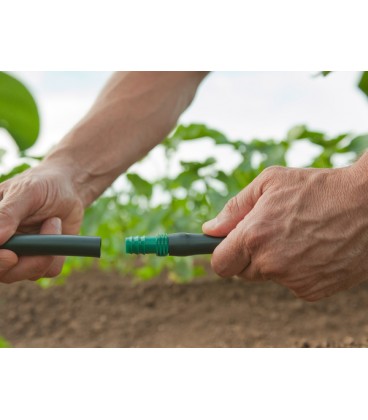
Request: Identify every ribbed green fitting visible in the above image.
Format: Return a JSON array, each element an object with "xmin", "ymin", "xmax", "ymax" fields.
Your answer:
[{"xmin": 125, "ymin": 234, "xmax": 169, "ymax": 256}]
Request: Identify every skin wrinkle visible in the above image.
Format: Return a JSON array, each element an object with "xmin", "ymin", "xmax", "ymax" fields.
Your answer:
[
  {"xmin": 301, "ymin": 273, "xmax": 353, "ymax": 301},
  {"xmin": 238, "ymin": 224, "xmax": 253, "ymax": 273}
]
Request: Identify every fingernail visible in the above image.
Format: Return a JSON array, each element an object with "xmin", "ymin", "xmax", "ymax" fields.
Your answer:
[
  {"xmin": 203, "ymin": 217, "xmax": 218, "ymax": 230},
  {"xmin": 52, "ymin": 217, "xmax": 62, "ymax": 232}
]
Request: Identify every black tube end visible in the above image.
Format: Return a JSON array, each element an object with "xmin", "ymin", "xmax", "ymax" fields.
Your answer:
[
  {"xmin": 0, "ymin": 235, "xmax": 102, "ymax": 258},
  {"xmin": 96, "ymin": 237, "xmax": 102, "ymax": 258}
]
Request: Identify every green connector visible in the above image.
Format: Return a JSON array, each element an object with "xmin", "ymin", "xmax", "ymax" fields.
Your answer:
[
  {"xmin": 125, "ymin": 234, "xmax": 169, "ymax": 256},
  {"xmin": 125, "ymin": 233, "xmax": 224, "ymax": 257}
]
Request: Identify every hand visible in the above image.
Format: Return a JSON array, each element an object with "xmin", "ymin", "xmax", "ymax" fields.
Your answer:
[
  {"xmin": 203, "ymin": 154, "xmax": 368, "ymax": 301},
  {"xmin": 0, "ymin": 163, "xmax": 84, "ymax": 283}
]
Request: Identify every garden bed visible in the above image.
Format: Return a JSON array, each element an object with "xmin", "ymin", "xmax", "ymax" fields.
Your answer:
[{"xmin": 0, "ymin": 269, "xmax": 368, "ymax": 347}]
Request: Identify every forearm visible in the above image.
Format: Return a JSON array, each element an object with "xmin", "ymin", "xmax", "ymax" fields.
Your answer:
[{"xmin": 43, "ymin": 71, "xmax": 208, "ymax": 207}]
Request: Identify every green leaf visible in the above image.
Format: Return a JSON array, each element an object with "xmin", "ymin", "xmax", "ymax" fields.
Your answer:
[
  {"xmin": 287, "ymin": 125, "xmax": 308, "ymax": 141},
  {"xmin": 171, "ymin": 124, "xmax": 231, "ymax": 145},
  {"xmin": 174, "ymin": 171, "xmax": 199, "ymax": 189},
  {"xmin": 193, "ymin": 265, "xmax": 206, "ymax": 277},
  {"xmin": 286, "ymin": 125, "xmax": 347, "ymax": 149},
  {"xmin": 0, "ymin": 162, "xmax": 30, "ymax": 183},
  {"xmin": 310, "ymin": 150, "xmax": 334, "ymax": 168},
  {"xmin": 358, "ymin": 72, "xmax": 368, "ymax": 98},
  {"xmin": 287, "ymin": 125, "xmax": 324, "ymax": 143},
  {"xmin": 258, "ymin": 141, "xmax": 288, "ymax": 167},
  {"xmin": 0, "ymin": 72, "xmax": 40, "ymax": 151},
  {"xmin": 135, "ymin": 266, "xmax": 158, "ymax": 281},
  {"xmin": 127, "ymin": 173, "xmax": 153, "ymax": 198},
  {"xmin": 216, "ymin": 170, "xmax": 230, "ymax": 185},
  {"xmin": 180, "ymin": 157, "xmax": 216, "ymax": 172},
  {"xmin": 313, "ymin": 71, "xmax": 332, "ymax": 78},
  {"xmin": 344, "ymin": 134, "xmax": 368, "ymax": 155}
]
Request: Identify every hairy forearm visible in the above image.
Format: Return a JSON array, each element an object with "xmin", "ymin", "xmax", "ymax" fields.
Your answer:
[{"xmin": 43, "ymin": 71, "xmax": 208, "ymax": 207}]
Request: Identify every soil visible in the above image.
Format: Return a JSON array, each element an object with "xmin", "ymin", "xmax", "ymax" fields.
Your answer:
[{"xmin": 0, "ymin": 269, "xmax": 368, "ymax": 348}]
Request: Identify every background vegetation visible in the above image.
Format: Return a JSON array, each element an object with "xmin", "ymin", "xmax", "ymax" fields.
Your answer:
[{"xmin": 0, "ymin": 71, "xmax": 368, "ymax": 289}]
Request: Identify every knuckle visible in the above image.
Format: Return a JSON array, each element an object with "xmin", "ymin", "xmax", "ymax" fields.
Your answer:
[
  {"xmin": 224, "ymin": 195, "xmax": 241, "ymax": 216},
  {"xmin": 211, "ymin": 248, "xmax": 236, "ymax": 278},
  {"xmin": 257, "ymin": 248, "xmax": 289, "ymax": 280},
  {"xmin": 261, "ymin": 165, "xmax": 284, "ymax": 181},
  {"xmin": 211, "ymin": 258, "xmax": 228, "ymax": 278},
  {"xmin": 0, "ymin": 207, "xmax": 15, "ymax": 225},
  {"xmin": 239, "ymin": 264, "xmax": 257, "ymax": 282},
  {"xmin": 6, "ymin": 173, "xmax": 45, "ymax": 201},
  {"xmin": 264, "ymin": 165, "xmax": 284, "ymax": 174},
  {"xmin": 244, "ymin": 225, "xmax": 260, "ymax": 250},
  {"xmin": 259, "ymin": 260, "xmax": 284, "ymax": 280}
]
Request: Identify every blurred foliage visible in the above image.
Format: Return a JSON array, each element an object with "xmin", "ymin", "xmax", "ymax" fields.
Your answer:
[
  {"xmin": 1, "ymin": 71, "xmax": 368, "ymax": 289},
  {"xmin": 320, "ymin": 71, "xmax": 332, "ymax": 77},
  {"xmin": 0, "ymin": 72, "xmax": 40, "ymax": 151},
  {"xmin": 0, "ymin": 336, "xmax": 11, "ymax": 348},
  {"xmin": 358, "ymin": 72, "xmax": 368, "ymax": 98}
]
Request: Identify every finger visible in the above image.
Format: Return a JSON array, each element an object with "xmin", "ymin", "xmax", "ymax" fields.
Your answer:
[
  {"xmin": 0, "ymin": 187, "xmax": 36, "ymax": 244},
  {"xmin": 44, "ymin": 256, "xmax": 66, "ymax": 278},
  {"xmin": 236, "ymin": 259, "xmax": 263, "ymax": 282},
  {"xmin": 1, "ymin": 217, "xmax": 62, "ymax": 283},
  {"xmin": 202, "ymin": 175, "xmax": 264, "ymax": 237},
  {"xmin": 210, "ymin": 217, "xmax": 251, "ymax": 278},
  {"xmin": 27, "ymin": 217, "xmax": 63, "ymax": 281},
  {"xmin": 0, "ymin": 249, "xmax": 18, "ymax": 277}
]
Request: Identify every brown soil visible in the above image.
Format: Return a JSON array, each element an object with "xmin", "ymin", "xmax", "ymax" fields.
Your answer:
[{"xmin": 0, "ymin": 269, "xmax": 368, "ymax": 347}]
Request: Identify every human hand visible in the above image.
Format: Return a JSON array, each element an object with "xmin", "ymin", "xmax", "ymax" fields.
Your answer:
[
  {"xmin": 0, "ymin": 163, "xmax": 84, "ymax": 283},
  {"xmin": 203, "ymin": 154, "xmax": 368, "ymax": 301}
]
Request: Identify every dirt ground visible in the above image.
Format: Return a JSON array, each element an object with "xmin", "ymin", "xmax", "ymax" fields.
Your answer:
[{"xmin": 0, "ymin": 268, "xmax": 368, "ymax": 347}]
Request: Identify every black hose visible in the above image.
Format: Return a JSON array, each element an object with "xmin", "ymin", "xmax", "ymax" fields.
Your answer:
[
  {"xmin": 168, "ymin": 233, "xmax": 224, "ymax": 256},
  {"xmin": 0, "ymin": 235, "xmax": 101, "ymax": 257}
]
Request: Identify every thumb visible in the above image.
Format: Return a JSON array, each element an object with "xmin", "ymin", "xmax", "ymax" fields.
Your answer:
[{"xmin": 202, "ymin": 176, "xmax": 264, "ymax": 237}]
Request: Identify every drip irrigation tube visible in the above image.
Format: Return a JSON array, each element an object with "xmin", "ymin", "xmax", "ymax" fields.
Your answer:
[{"xmin": 0, "ymin": 235, "xmax": 101, "ymax": 257}]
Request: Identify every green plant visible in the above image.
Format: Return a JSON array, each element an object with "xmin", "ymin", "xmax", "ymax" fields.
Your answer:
[
  {"xmin": 0, "ymin": 72, "xmax": 40, "ymax": 183},
  {"xmin": 0, "ymin": 72, "xmax": 39, "ymax": 151}
]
